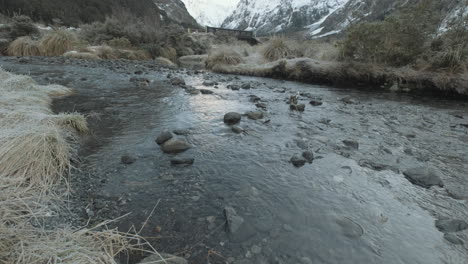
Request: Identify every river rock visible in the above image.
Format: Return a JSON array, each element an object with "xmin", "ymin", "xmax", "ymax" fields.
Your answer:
[
  {"xmin": 343, "ymin": 140, "xmax": 359, "ymax": 150},
  {"xmin": 200, "ymin": 89, "xmax": 214, "ymax": 94},
  {"xmin": 256, "ymin": 102, "xmax": 267, "ymax": 109},
  {"xmin": 228, "ymin": 84, "xmax": 240, "ymax": 90},
  {"xmin": 232, "ymin": 126, "xmax": 245, "ymax": 134},
  {"xmin": 121, "ymin": 155, "xmax": 136, "ymax": 165},
  {"xmin": 247, "ymin": 111, "xmax": 264, "ymax": 120},
  {"xmin": 156, "ymin": 131, "xmax": 173, "ymax": 145},
  {"xmin": 139, "ymin": 253, "xmax": 187, "ymax": 264},
  {"xmin": 403, "ymin": 167, "xmax": 444, "ymax": 188},
  {"xmin": 241, "ymin": 83, "xmax": 251, "ymax": 89},
  {"xmin": 290, "ymin": 104, "xmax": 305, "ymax": 112},
  {"xmin": 249, "ymin": 95, "xmax": 261, "ymax": 102},
  {"xmin": 310, "ymin": 99, "xmax": 323, "ymax": 106},
  {"xmin": 173, "ymin": 129, "xmax": 190, "ymax": 135},
  {"xmin": 444, "ymin": 233, "xmax": 464, "ymax": 245},
  {"xmin": 291, "ymin": 155, "xmax": 307, "ymax": 167},
  {"xmin": 161, "ymin": 139, "xmax": 192, "ymax": 154},
  {"xmin": 302, "ymin": 151, "xmax": 314, "ymax": 163},
  {"xmin": 186, "ymin": 87, "xmax": 201, "ymax": 95},
  {"xmin": 435, "ymin": 219, "xmax": 468, "ymax": 233},
  {"xmin": 224, "ymin": 206, "xmax": 244, "ymax": 233},
  {"xmin": 170, "ymin": 77, "xmax": 185, "ymax": 86},
  {"xmin": 170, "ymin": 158, "xmax": 195, "ymax": 165},
  {"xmin": 203, "ymin": 80, "xmax": 216, "ymax": 86},
  {"xmin": 224, "ymin": 112, "xmax": 242, "ymax": 125},
  {"xmin": 341, "ymin": 96, "xmax": 358, "ymax": 104}
]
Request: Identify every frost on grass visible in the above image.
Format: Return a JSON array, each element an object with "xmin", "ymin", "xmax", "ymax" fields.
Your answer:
[{"xmin": 0, "ymin": 68, "xmax": 154, "ymax": 264}]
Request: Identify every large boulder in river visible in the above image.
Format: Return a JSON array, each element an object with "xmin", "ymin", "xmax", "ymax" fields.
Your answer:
[
  {"xmin": 224, "ymin": 112, "xmax": 241, "ymax": 125},
  {"xmin": 139, "ymin": 253, "xmax": 187, "ymax": 264},
  {"xmin": 403, "ymin": 167, "xmax": 444, "ymax": 188},
  {"xmin": 161, "ymin": 139, "xmax": 192, "ymax": 154}
]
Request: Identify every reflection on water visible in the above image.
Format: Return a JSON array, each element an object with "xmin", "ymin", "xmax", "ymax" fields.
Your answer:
[{"xmin": 92, "ymin": 75, "xmax": 468, "ymax": 263}]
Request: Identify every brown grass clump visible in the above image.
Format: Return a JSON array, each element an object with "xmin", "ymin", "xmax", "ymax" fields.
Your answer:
[
  {"xmin": 155, "ymin": 57, "xmax": 176, "ymax": 67},
  {"xmin": 39, "ymin": 30, "xmax": 77, "ymax": 56},
  {"xmin": 205, "ymin": 50, "xmax": 243, "ymax": 69},
  {"xmin": 160, "ymin": 47, "xmax": 178, "ymax": 63},
  {"xmin": 0, "ymin": 68, "xmax": 161, "ymax": 263},
  {"xmin": 7, "ymin": 36, "xmax": 41, "ymax": 56},
  {"xmin": 263, "ymin": 37, "xmax": 293, "ymax": 62},
  {"xmin": 0, "ymin": 69, "xmax": 85, "ymax": 187},
  {"xmin": 96, "ymin": 45, "xmax": 119, "ymax": 60}
]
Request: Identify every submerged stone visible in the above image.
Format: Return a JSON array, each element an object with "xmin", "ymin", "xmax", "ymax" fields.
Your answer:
[
  {"xmin": 224, "ymin": 206, "xmax": 244, "ymax": 233},
  {"xmin": 156, "ymin": 131, "xmax": 173, "ymax": 145},
  {"xmin": 435, "ymin": 219, "xmax": 468, "ymax": 233},
  {"xmin": 291, "ymin": 155, "xmax": 307, "ymax": 167},
  {"xmin": 161, "ymin": 139, "xmax": 192, "ymax": 154},
  {"xmin": 403, "ymin": 167, "xmax": 444, "ymax": 188}
]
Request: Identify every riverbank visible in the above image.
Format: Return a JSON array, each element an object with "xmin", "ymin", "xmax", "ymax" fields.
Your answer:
[
  {"xmin": 1, "ymin": 56, "xmax": 467, "ymax": 263},
  {"xmin": 208, "ymin": 58, "xmax": 468, "ymax": 97}
]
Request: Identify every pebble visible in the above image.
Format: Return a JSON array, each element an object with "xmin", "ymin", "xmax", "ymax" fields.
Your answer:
[
  {"xmin": 290, "ymin": 155, "xmax": 307, "ymax": 167},
  {"xmin": 121, "ymin": 155, "xmax": 136, "ymax": 164},
  {"xmin": 403, "ymin": 167, "xmax": 444, "ymax": 188},
  {"xmin": 435, "ymin": 219, "xmax": 468, "ymax": 232},
  {"xmin": 156, "ymin": 131, "xmax": 174, "ymax": 145}
]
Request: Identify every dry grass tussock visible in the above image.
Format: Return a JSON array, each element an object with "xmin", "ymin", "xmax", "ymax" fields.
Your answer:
[
  {"xmin": 263, "ymin": 37, "xmax": 293, "ymax": 62},
  {"xmin": 7, "ymin": 36, "xmax": 41, "ymax": 56},
  {"xmin": 0, "ymin": 68, "xmax": 157, "ymax": 263},
  {"xmin": 206, "ymin": 49, "xmax": 244, "ymax": 69},
  {"xmin": 39, "ymin": 30, "xmax": 77, "ymax": 56},
  {"xmin": 155, "ymin": 57, "xmax": 176, "ymax": 67},
  {"xmin": 211, "ymin": 58, "xmax": 468, "ymax": 95}
]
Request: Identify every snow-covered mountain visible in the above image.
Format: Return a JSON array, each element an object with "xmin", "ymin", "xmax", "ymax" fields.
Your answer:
[
  {"xmin": 221, "ymin": 0, "xmax": 468, "ymax": 37},
  {"xmin": 153, "ymin": 0, "xmax": 199, "ymax": 28},
  {"xmin": 181, "ymin": 0, "xmax": 239, "ymax": 27},
  {"xmin": 221, "ymin": 0, "xmax": 349, "ymax": 35}
]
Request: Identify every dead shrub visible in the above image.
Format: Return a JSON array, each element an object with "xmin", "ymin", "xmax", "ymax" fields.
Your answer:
[
  {"xmin": 7, "ymin": 36, "xmax": 41, "ymax": 56},
  {"xmin": 39, "ymin": 30, "xmax": 76, "ymax": 56},
  {"xmin": 263, "ymin": 37, "xmax": 293, "ymax": 62},
  {"xmin": 206, "ymin": 50, "xmax": 243, "ymax": 69}
]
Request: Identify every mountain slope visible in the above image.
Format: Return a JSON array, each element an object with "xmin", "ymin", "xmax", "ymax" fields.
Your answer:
[
  {"xmin": 153, "ymin": 0, "xmax": 199, "ymax": 28},
  {"xmin": 222, "ymin": 0, "xmax": 467, "ymax": 37},
  {"xmin": 221, "ymin": 0, "xmax": 349, "ymax": 35},
  {"xmin": 0, "ymin": 0, "xmax": 198, "ymax": 28}
]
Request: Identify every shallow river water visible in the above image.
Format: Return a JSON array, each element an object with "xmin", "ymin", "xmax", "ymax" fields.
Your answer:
[{"xmin": 1, "ymin": 57, "xmax": 468, "ymax": 264}]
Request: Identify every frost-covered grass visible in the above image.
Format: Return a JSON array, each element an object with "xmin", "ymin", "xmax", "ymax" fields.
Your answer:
[{"xmin": 0, "ymin": 68, "xmax": 157, "ymax": 263}]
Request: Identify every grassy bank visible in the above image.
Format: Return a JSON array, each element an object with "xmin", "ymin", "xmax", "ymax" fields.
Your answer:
[
  {"xmin": 0, "ymin": 68, "xmax": 153, "ymax": 263},
  {"xmin": 210, "ymin": 57, "xmax": 468, "ymax": 96}
]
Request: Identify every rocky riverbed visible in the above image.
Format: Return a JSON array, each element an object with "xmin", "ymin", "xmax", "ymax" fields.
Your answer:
[{"xmin": 1, "ymin": 56, "xmax": 468, "ymax": 264}]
